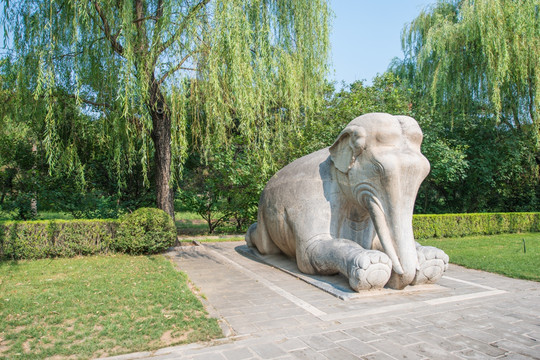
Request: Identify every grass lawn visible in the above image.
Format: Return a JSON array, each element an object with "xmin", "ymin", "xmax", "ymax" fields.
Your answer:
[
  {"xmin": 0, "ymin": 211, "xmax": 75, "ymax": 221},
  {"xmin": 419, "ymin": 232, "xmax": 540, "ymax": 281},
  {"xmin": 197, "ymin": 236, "xmax": 245, "ymax": 242},
  {"xmin": 0, "ymin": 255, "xmax": 222, "ymax": 359},
  {"xmin": 175, "ymin": 211, "xmax": 241, "ymax": 236}
]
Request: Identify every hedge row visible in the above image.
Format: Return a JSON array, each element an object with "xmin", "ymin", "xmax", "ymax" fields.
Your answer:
[
  {"xmin": 0, "ymin": 220, "xmax": 118, "ymax": 260},
  {"xmin": 0, "ymin": 208, "xmax": 177, "ymax": 260},
  {"xmin": 413, "ymin": 212, "xmax": 540, "ymax": 239},
  {"xmin": 1, "ymin": 212, "xmax": 538, "ymax": 260}
]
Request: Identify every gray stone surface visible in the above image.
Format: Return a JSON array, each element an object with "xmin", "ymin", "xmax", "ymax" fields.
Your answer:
[
  {"xmin": 102, "ymin": 241, "xmax": 540, "ymax": 360},
  {"xmin": 238, "ymin": 244, "xmax": 446, "ymax": 300},
  {"xmin": 246, "ymin": 113, "xmax": 448, "ymax": 291}
]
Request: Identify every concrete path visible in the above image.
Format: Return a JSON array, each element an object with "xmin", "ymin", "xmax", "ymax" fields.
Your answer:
[{"xmin": 106, "ymin": 241, "xmax": 540, "ymax": 360}]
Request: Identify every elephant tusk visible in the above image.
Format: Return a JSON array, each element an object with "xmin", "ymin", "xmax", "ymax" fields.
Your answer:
[{"xmin": 364, "ymin": 195, "xmax": 404, "ymax": 275}]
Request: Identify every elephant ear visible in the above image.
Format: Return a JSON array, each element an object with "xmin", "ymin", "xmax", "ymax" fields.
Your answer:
[{"xmin": 329, "ymin": 125, "xmax": 366, "ymax": 173}]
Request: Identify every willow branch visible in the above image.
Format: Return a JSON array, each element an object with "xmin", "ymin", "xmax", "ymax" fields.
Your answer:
[
  {"xmin": 134, "ymin": 0, "xmax": 149, "ymax": 54},
  {"xmin": 68, "ymin": 94, "xmax": 111, "ymax": 109},
  {"xmin": 157, "ymin": 53, "xmax": 196, "ymax": 86},
  {"xmin": 156, "ymin": 0, "xmax": 164, "ymax": 18},
  {"xmin": 149, "ymin": 0, "xmax": 165, "ymax": 68},
  {"xmin": 92, "ymin": 0, "xmax": 124, "ymax": 57},
  {"xmin": 53, "ymin": 37, "xmax": 106, "ymax": 60},
  {"xmin": 156, "ymin": 0, "xmax": 210, "ymax": 56},
  {"xmin": 133, "ymin": 16, "xmax": 159, "ymax": 23}
]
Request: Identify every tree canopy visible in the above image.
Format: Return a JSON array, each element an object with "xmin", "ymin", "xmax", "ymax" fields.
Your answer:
[
  {"xmin": 2, "ymin": 0, "xmax": 330, "ymax": 218},
  {"xmin": 392, "ymin": 0, "xmax": 540, "ymax": 212},
  {"xmin": 2, "ymin": 0, "xmax": 538, "ymax": 225},
  {"xmin": 397, "ymin": 0, "xmax": 539, "ymax": 135}
]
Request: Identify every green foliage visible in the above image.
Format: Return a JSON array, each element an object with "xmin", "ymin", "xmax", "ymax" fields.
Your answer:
[
  {"xmin": 114, "ymin": 208, "xmax": 176, "ymax": 255},
  {"xmin": 413, "ymin": 212, "xmax": 540, "ymax": 240},
  {"xmin": 179, "ymin": 144, "xmax": 264, "ymax": 233},
  {"xmin": 0, "ymin": 208, "xmax": 178, "ymax": 259},
  {"xmin": 331, "ymin": 73, "xmax": 413, "ymax": 121},
  {"xmin": 0, "ymin": 219, "xmax": 117, "ymax": 260},
  {"xmin": 0, "ymin": 58, "xmax": 153, "ymax": 220},
  {"xmin": 399, "ymin": 0, "xmax": 539, "ymax": 127},
  {"xmin": 174, "ymin": 211, "xmax": 206, "ymax": 221},
  {"xmin": 392, "ymin": 0, "xmax": 540, "ymax": 213},
  {"xmin": 48, "ymin": 191, "xmax": 124, "ymax": 219},
  {"xmin": 412, "ymin": 113, "xmax": 470, "ymax": 213},
  {"xmin": 420, "ymin": 233, "xmax": 540, "ymax": 282},
  {"xmin": 2, "ymin": 0, "xmax": 331, "ymax": 217},
  {"xmin": 290, "ymin": 73, "xmax": 414, "ymax": 159},
  {"xmin": 0, "ymin": 255, "xmax": 222, "ymax": 358}
]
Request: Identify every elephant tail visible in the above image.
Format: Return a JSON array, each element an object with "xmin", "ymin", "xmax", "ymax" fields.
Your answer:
[
  {"xmin": 245, "ymin": 220, "xmax": 282, "ymax": 255},
  {"xmin": 245, "ymin": 223, "xmax": 258, "ymax": 247}
]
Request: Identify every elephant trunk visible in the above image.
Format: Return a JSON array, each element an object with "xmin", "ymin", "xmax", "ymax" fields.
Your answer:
[
  {"xmin": 364, "ymin": 193, "xmax": 418, "ymax": 290},
  {"xmin": 384, "ymin": 208, "xmax": 418, "ymax": 289}
]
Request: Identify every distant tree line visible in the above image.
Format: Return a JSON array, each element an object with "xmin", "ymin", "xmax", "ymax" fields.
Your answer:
[{"xmin": 0, "ymin": 0, "xmax": 538, "ymax": 229}]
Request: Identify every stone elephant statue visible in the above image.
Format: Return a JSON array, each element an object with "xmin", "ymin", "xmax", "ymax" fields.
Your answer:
[{"xmin": 246, "ymin": 113, "xmax": 449, "ymax": 291}]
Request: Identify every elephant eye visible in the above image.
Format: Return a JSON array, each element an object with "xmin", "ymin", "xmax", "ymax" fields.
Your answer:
[{"xmin": 373, "ymin": 160, "xmax": 385, "ymax": 176}]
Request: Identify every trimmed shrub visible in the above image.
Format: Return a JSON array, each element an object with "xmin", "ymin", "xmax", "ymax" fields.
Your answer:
[
  {"xmin": 0, "ymin": 220, "xmax": 118, "ymax": 260},
  {"xmin": 1, "ymin": 211, "xmax": 537, "ymax": 260},
  {"xmin": 113, "ymin": 208, "xmax": 176, "ymax": 255},
  {"xmin": 413, "ymin": 212, "xmax": 540, "ymax": 239}
]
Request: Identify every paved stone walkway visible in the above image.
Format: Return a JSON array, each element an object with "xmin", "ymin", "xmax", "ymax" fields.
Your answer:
[{"xmin": 106, "ymin": 241, "xmax": 540, "ymax": 360}]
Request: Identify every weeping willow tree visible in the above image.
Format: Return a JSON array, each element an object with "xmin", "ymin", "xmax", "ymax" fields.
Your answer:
[
  {"xmin": 397, "ymin": 0, "xmax": 539, "ymax": 135},
  {"xmin": 2, "ymin": 0, "xmax": 330, "ymax": 219},
  {"xmin": 392, "ymin": 0, "xmax": 539, "ymax": 211}
]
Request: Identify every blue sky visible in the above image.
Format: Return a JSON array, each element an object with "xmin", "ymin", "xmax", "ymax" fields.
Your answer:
[{"xmin": 329, "ymin": 0, "xmax": 436, "ymax": 86}]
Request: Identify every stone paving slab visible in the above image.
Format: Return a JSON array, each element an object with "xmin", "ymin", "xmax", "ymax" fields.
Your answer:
[
  {"xmin": 102, "ymin": 241, "xmax": 540, "ymax": 360},
  {"xmin": 236, "ymin": 245, "xmax": 446, "ymax": 301}
]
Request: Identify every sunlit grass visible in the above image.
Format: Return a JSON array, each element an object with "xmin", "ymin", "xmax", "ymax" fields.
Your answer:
[
  {"xmin": 179, "ymin": 236, "xmax": 244, "ymax": 243},
  {"xmin": 0, "ymin": 255, "xmax": 222, "ymax": 359},
  {"xmin": 175, "ymin": 211, "xmax": 243, "ymax": 235},
  {"xmin": 175, "ymin": 211, "xmax": 204, "ymax": 221},
  {"xmin": 419, "ymin": 232, "xmax": 540, "ymax": 281},
  {"xmin": 35, "ymin": 212, "xmax": 74, "ymax": 220}
]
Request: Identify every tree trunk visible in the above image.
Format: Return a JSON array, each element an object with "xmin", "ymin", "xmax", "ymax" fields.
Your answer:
[{"xmin": 149, "ymin": 78, "xmax": 175, "ymax": 221}]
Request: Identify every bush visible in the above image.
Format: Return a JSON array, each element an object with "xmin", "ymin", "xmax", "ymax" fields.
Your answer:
[
  {"xmin": 0, "ymin": 219, "xmax": 118, "ymax": 260},
  {"xmin": 1, "ymin": 211, "xmax": 537, "ymax": 260},
  {"xmin": 179, "ymin": 145, "xmax": 264, "ymax": 233},
  {"xmin": 413, "ymin": 212, "xmax": 540, "ymax": 239},
  {"xmin": 0, "ymin": 208, "xmax": 177, "ymax": 260},
  {"xmin": 113, "ymin": 208, "xmax": 176, "ymax": 255}
]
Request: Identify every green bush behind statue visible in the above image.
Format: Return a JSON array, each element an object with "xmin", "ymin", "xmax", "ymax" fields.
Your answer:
[
  {"xmin": 0, "ymin": 211, "xmax": 538, "ymax": 260},
  {"xmin": 113, "ymin": 208, "xmax": 176, "ymax": 255}
]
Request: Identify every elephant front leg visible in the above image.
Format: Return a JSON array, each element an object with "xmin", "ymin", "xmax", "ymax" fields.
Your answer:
[
  {"xmin": 302, "ymin": 238, "xmax": 392, "ymax": 291},
  {"xmin": 411, "ymin": 243, "xmax": 449, "ymax": 285}
]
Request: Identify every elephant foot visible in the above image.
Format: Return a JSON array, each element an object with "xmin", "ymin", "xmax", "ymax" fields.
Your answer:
[
  {"xmin": 411, "ymin": 245, "xmax": 449, "ymax": 285},
  {"xmin": 348, "ymin": 250, "xmax": 392, "ymax": 291}
]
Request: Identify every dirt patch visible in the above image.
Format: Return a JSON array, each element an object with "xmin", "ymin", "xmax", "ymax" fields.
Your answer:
[
  {"xmin": 45, "ymin": 354, "xmax": 80, "ymax": 360},
  {"xmin": 93, "ymin": 345, "xmax": 125, "ymax": 359},
  {"xmin": 62, "ymin": 319, "xmax": 76, "ymax": 332},
  {"xmin": 38, "ymin": 340, "xmax": 54, "ymax": 350},
  {"xmin": 22, "ymin": 339, "xmax": 31, "ymax": 354},
  {"xmin": 12, "ymin": 325, "xmax": 26, "ymax": 334},
  {"xmin": 157, "ymin": 329, "xmax": 194, "ymax": 346},
  {"xmin": 0, "ymin": 337, "xmax": 11, "ymax": 355},
  {"xmin": 71, "ymin": 338, "xmax": 86, "ymax": 346}
]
